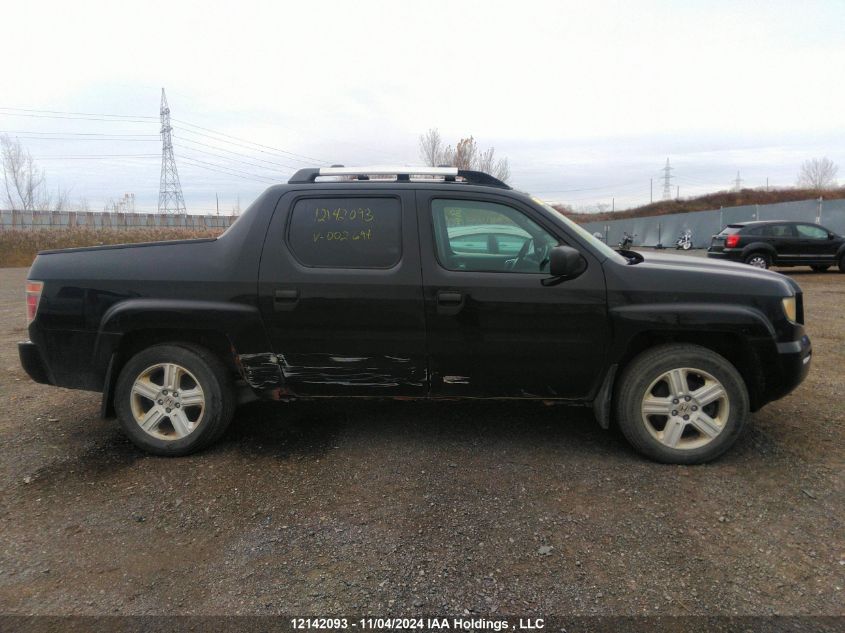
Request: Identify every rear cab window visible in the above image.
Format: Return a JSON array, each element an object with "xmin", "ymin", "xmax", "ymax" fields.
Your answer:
[{"xmin": 287, "ymin": 197, "xmax": 402, "ymax": 268}]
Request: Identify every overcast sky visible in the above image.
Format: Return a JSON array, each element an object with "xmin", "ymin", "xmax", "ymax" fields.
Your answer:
[{"xmin": 2, "ymin": 0, "xmax": 844, "ymax": 213}]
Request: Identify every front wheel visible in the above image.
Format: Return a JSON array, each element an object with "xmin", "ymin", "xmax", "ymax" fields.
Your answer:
[
  {"xmin": 682, "ymin": 241, "xmax": 692, "ymax": 250},
  {"xmin": 114, "ymin": 344, "xmax": 235, "ymax": 456},
  {"xmin": 614, "ymin": 344, "xmax": 749, "ymax": 464}
]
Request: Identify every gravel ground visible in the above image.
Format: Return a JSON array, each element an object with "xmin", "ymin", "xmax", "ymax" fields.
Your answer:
[{"xmin": 0, "ymin": 260, "xmax": 842, "ymax": 617}]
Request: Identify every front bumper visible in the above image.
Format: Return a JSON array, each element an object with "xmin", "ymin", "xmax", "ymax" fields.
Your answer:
[
  {"xmin": 18, "ymin": 340, "xmax": 52, "ymax": 385},
  {"xmin": 769, "ymin": 333, "xmax": 812, "ymax": 402}
]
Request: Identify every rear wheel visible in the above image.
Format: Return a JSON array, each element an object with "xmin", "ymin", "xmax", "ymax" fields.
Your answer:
[
  {"xmin": 744, "ymin": 252, "xmax": 771, "ymax": 269},
  {"xmin": 839, "ymin": 255, "xmax": 845, "ymax": 273},
  {"xmin": 115, "ymin": 344, "xmax": 235, "ymax": 456},
  {"xmin": 615, "ymin": 344, "xmax": 749, "ymax": 464},
  {"xmin": 810, "ymin": 265, "xmax": 830, "ymax": 273}
]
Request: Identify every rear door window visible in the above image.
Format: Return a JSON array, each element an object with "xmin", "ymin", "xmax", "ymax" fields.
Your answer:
[
  {"xmin": 287, "ymin": 197, "xmax": 402, "ymax": 268},
  {"xmin": 762, "ymin": 224, "xmax": 796, "ymax": 237}
]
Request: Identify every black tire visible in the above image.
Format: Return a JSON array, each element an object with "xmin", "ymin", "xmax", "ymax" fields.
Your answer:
[
  {"xmin": 810, "ymin": 265, "xmax": 830, "ymax": 273},
  {"xmin": 614, "ymin": 344, "xmax": 749, "ymax": 464},
  {"xmin": 114, "ymin": 343, "xmax": 235, "ymax": 456},
  {"xmin": 839, "ymin": 255, "xmax": 845, "ymax": 273},
  {"xmin": 744, "ymin": 252, "xmax": 771, "ymax": 269}
]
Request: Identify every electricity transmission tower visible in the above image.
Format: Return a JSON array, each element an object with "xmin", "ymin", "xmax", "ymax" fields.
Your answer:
[
  {"xmin": 157, "ymin": 88, "xmax": 186, "ymax": 214},
  {"xmin": 662, "ymin": 158, "xmax": 673, "ymax": 200},
  {"xmin": 733, "ymin": 171, "xmax": 743, "ymax": 191}
]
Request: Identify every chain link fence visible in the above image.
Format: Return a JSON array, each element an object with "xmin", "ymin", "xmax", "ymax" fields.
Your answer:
[
  {"xmin": 0, "ymin": 210, "xmax": 237, "ymax": 231},
  {"xmin": 579, "ymin": 198, "xmax": 845, "ymax": 248}
]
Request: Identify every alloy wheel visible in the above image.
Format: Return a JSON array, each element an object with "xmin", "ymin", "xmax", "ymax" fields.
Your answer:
[
  {"xmin": 640, "ymin": 367, "xmax": 730, "ymax": 450},
  {"xmin": 129, "ymin": 363, "xmax": 205, "ymax": 440}
]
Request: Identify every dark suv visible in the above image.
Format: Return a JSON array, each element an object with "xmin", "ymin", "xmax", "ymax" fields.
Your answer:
[
  {"xmin": 707, "ymin": 220, "xmax": 845, "ymax": 271},
  {"xmin": 18, "ymin": 167, "xmax": 812, "ymax": 464}
]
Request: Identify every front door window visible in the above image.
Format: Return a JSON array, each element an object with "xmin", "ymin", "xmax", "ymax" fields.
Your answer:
[{"xmin": 431, "ymin": 199, "xmax": 558, "ymax": 273}]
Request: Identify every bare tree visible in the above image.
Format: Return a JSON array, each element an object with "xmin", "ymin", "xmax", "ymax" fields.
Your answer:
[
  {"xmin": 418, "ymin": 128, "xmax": 446, "ymax": 166},
  {"xmin": 1, "ymin": 134, "xmax": 45, "ymax": 210},
  {"xmin": 476, "ymin": 145, "xmax": 510, "ymax": 183},
  {"xmin": 797, "ymin": 157, "xmax": 839, "ymax": 191},
  {"xmin": 0, "ymin": 135, "xmax": 80, "ymax": 211},
  {"xmin": 420, "ymin": 130, "xmax": 510, "ymax": 182}
]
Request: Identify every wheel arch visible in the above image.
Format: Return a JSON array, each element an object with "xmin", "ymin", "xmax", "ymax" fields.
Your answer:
[
  {"xmin": 612, "ymin": 330, "xmax": 764, "ymax": 409},
  {"xmin": 600, "ymin": 303, "xmax": 774, "ymax": 426},
  {"xmin": 95, "ymin": 299, "xmax": 271, "ymax": 417},
  {"xmin": 741, "ymin": 242, "xmax": 777, "ymax": 262},
  {"xmin": 100, "ymin": 328, "xmax": 238, "ymax": 418}
]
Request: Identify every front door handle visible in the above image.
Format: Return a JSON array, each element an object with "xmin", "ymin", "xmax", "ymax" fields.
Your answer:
[
  {"xmin": 436, "ymin": 291, "xmax": 464, "ymax": 315},
  {"xmin": 274, "ymin": 288, "xmax": 299, "ymax": 311}
]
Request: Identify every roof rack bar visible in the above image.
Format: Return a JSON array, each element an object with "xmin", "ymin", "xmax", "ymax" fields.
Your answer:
[{"xmin": 287, "ymin": 166, "xmax": 510, "ymax": 189}]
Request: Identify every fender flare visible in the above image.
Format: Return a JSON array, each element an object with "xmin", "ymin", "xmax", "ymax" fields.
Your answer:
[
  {"xmin": 740, "ymin": 241, "xmax": 777, "ymax": 262},
  {"xmin": 93, "ymin": 297, "xmax": 272, "ymax": 387}
]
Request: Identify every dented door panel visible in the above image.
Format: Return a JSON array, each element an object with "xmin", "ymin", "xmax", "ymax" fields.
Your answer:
[{"xmin": 257, "ymin": 189, "xmax": 428, "ymax": 397}]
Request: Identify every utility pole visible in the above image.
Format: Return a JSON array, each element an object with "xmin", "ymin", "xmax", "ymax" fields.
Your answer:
[
  {"xmin": 676, "ymin": 185, "xmax": 679, "ymax": 199},
  {"xmin": 157, "ymin": 88, "xmax": 187, "ymax": 214},
  {"xmin": 766, "ymin": 177, "xmax": 769, "ymax": 191},
  {"xmin": 650, "ymin": 178, "xmax": 653, "ymax": 203},
  {"xmin": 662, "ymin": 158, "xmax": 673, "ymax": 200},
  {"xmin": 612, "ymin": 197, "xmax": 615, "ymax": 213},
  {"xmin": 216, "ymin": 192, "xmax": 220, "ymax": 216}
]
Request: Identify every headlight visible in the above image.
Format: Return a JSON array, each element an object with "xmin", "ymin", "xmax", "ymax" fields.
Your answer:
[{"xmin": 782, "ymin": 297, "xmax": 797, "ymax": 322}]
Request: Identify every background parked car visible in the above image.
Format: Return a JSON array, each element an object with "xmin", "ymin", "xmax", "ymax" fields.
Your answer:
[{"xmin": 707, "ymin": 220, "xmax": 845, "ymax": 271}]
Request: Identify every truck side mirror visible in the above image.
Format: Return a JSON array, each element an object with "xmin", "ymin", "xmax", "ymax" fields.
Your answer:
[{"xmin": 543, "ymin": 245, "xmax": 587, "ymax": 286}]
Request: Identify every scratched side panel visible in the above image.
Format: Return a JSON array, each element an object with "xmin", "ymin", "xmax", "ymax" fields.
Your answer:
[
  {"xmin": 238, "ymin": 352, "xmax": 427, "ymax": 398},
  {"xmin": 256, "ymin": 188, "xmax": 429, "ymax": 398}
]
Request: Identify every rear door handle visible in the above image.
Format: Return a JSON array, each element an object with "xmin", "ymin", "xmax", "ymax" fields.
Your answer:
[
  {"xmin": 274, "ymin": 288, "xmax": 299, "ymax": 311},
  {"xmin": 436, "ymin": 291, "xmax": 464, "ymax": 314}
]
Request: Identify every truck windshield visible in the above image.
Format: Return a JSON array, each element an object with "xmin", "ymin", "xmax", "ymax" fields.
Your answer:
[{"xmin": 531, "ymin": 197, "xmax": 628, "ymax": 264}]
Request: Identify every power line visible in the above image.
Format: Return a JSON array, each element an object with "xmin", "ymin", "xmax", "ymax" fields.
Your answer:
[
  {"xmin": 173, "ymin": 134, "xmax": 304, "ymax": 170},
  {"xmin": 0, "ymin": 111, "xmax": 153, "ymax": 124},
  {"xmin": 171, "ymin": 118, "xmax": 329, "ymax": 164},
  {"xmin": 179, "ymin": 156, "xmax": 278, "ymax": 184},
  {"xmin": 0, "ymin": 129, "xmax": 158, "ymax": 137},
  {"xmin": 172, "ymin": 125, "xmax": 319, "ymax": 165},
  {"xmin": 0, "ymin": 106, "xmax": 156, "ymax": 119},
  {"xmin": 33, "ymin": 154, "xmax": 159, "ymax": 160},
  {"xmin": 0, "ymin": 105, "xmax": 332, "ymax": 164},
  {"xmin": 175, "ymin": 144, "xmax": 294, "ymax": 176}
]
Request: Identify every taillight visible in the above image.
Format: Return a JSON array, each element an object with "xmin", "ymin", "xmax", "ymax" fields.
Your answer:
[
  {"xmin": 725, "ymin": 234, "xmax": 741, "ymax": 248},
  {"xmin": 26, "ymin": 281, "xmax": 43, "ymax": 324}
]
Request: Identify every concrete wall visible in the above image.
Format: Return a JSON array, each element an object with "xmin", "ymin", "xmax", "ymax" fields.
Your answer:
[{"xmin": 579, "ymin": 198, "xmax": 845, "ymax": 248}]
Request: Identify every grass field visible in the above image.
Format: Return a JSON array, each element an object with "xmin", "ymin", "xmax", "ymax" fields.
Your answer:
[{"xmin": 0, "ymin": 228, "xmax": 224, "ymax": 268}]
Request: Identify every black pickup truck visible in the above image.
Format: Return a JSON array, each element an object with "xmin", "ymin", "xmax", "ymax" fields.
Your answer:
[{"xmin": 18, "ymin": 167, "xmax": 812, "ymax": 463}]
